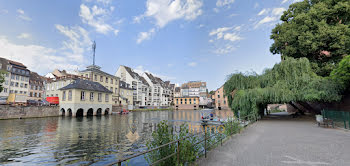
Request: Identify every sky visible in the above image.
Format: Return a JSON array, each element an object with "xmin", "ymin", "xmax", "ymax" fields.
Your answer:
[{"xmin": 0, "ymin": 0, "xmax": 301, "ymax": 90}]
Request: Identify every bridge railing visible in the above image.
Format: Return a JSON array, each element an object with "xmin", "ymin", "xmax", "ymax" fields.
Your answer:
[
  {"xmin": 322, "ymin": 109, "xmax": 350, "ymax": 129},
  {"xmin": 107, "ymin": 114, "xmax": 257, "ymax": 166}
]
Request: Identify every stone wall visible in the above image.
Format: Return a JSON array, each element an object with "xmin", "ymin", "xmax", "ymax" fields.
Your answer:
[{"xmin": 0, "ymin": 105, "xmax": 59, "ymax": 120}]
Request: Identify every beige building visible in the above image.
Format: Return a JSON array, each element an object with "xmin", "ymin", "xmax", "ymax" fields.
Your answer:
[
  {"xmin": 59, "ymin": 79, "xmax": 113, "ymax": 117},
  {"xmin": 28, "ymin": 72, "xmax": 45, "ymax": 101},
  {"xmin": 174, "ymin": 96, "xmax": 199, "ymax": 110},
  {"xmin": 212, "ymin": 85, "xmax": 230, "ymax": 110},
  {"xmin": 45, "ymin": 76, "xmax": 80, "ymax": 98},
  {"xmin": 79, "ymin": 65, "xmax": 120, "ymax": 105},
  {"xmin": 119, "ymin": 81, "xmax": 134, "ymax": 106}
]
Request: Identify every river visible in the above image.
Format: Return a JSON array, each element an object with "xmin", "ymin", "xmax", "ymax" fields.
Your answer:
[{"xmin": 0, "ymin": 110, "xmax": 233, "ymax": 165}]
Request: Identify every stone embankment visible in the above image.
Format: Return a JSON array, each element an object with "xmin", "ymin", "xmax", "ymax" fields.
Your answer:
[{"xmin": 0, "ymin": 105, "xmax": 59, "ymax": 120}]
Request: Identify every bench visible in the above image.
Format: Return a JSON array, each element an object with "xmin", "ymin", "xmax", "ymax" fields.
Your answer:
[{"xmin": 316, "ymin": 115, "xmax": 334, "ymax": 128}]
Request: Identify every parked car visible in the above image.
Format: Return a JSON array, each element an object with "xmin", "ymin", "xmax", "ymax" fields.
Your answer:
[
  {"xmin": 27, "ymin": 100, "xmax": 39, "ymax": 106},
  {"xmin": 38, "ymin": 100, "xmax": 50, "ymax": 106}
]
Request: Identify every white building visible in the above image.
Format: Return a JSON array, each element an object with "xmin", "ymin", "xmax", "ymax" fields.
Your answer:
[
  {"xmin": 115, "ymin": 65, "xmax": 149, "ymax": 107},
  {"xmin": 143, "ymin": 72, "xmax": 174, "ymax": 106}
]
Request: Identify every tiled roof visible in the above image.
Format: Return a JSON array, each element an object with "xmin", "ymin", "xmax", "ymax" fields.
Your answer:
[
  {"xmin": 123, "ymin": 65, "xmax": 149, "ymax": 86},
  {"xmin": 8, "ymin": 60, "xmax": 27, "ymax": 68},
  {"xmin": 29, "ymin": 72, "xmax": 45, "ymax": 84},
  {"xmin": 59, "ymin": 79, "xmax": 112, "ymax": 93}
]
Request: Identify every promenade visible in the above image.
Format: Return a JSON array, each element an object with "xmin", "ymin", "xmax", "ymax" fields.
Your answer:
[{"xmin": 197, "ymin": 112, "xmax": 350, "ymax": 166}]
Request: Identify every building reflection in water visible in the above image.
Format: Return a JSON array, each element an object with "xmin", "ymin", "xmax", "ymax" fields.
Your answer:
[{"xmin": 0, "ymin": 109, "xmax": 233, "ymax": 165}]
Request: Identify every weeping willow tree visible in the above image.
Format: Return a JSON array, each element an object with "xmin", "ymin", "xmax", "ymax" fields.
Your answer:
[{"xmin": 224, "ymin": 57, "xmax": 345, "ymax": 117}]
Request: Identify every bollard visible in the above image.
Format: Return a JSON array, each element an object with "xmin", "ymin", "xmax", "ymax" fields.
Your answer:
[{"xmin": 177, "ymin": 140, "xmax": 180, "ymax": 164}]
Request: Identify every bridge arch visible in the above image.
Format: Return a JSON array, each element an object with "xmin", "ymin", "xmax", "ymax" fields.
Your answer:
[
  {"xmin": 67, "ymin": 108, "xmax": 72, "ymax": 116},
  {"xmin": 60, "ymin": 108, "xmax": 65, "ymax": 116},
  {"xmin": 76, "ymin": 108, "xmax": 84, "ymax": 117},
  {"xmin": 96, "ymin": 108, "xmax": 102, "ymax": 116},
  {"xmin": 104, "ymin": 108, "xmax": 110, "ymax": 115},
  {"xmin": 87, "ymin": 108, "xmax": 94, "ymax": 116}
]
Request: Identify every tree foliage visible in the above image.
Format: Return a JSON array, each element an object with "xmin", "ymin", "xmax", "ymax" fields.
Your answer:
[
  {"xmin": 0, "ymin": 71, "xmax": 5, "ymax": 93},
  {"xmin": 224, "ymin": 58, "xmax": 344, "ymax": 117},
  {"xmin": 270, "ymin": 0, "xmax": 350, "ymax": 76},
  {"xmin": 330, "ymin": 55, "xmax": 350, "ymax": 88}
]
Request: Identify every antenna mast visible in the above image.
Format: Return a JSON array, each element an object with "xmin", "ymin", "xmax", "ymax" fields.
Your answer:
[{"xmin": 92, "ymin": 40, "xmax": 96, "ymax": 66}]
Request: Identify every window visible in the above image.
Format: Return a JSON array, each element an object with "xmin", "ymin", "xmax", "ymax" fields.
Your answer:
[
  {"xmin": 15, "ymin": 82, "xmax": 19, "ymax": 87},
  {"xmin": 111, "ymin": 79, "xmax": 113, "ymax": 84},
  {"xmin": 218, "ymin": 95, "xmax": 220, "ymax": 98},
  {"xmin": 68, "ymin": 90, "xmax": 72, "ymax": 101},
  {"xmin": 81, "ymin": 91, "xmax": 85, "ymax": 100},
  {"xmin": 29, "ymin": 92, "xmax": 32, "ymax": 96},
  {"xmin": 94, "ymin": 75, "xmax": 97, "ymax": 81},
  {"xmin": 39, "ymin": 93, "xmax": 41, "ymax": 97},
  {"xmin": 110, "ymin": 87, "xmax": 113, "ymax": 92},
  {"xmin": 115, "ymin": 88, "xmax": 118, "ymax": 94},
  {"xmin": 5, "ymin": 80, "xmax": 8, "ymax": 85},
  {"xmin": 21, "ymin": 76, "xmax": 24, "ymax": 81},
  {"xmin": 3, "ymin": 88, "xmax": 7, "ymax": 93},
  {"xmin": 16, "ymin": 75, "xmax": 19, "ymax": 80},
  {"xmin": 10, "ymin": 82, "xmax": 14, "ymax": 86},
  {"xmin": 24, "ymin": 91, "xmax": 26, "ymax": 94},
  {"xmin": 20, "ymin": 91, "xmax": 23, "ymax": 94},
  {"xmin": 224, "ymin": 100, "xmax": 226, "ymax": 104},
  {"xmin": 62, "ymin": 91, "xmax": 66, "ymax": 101},
  {"xmin": 176, "ymin": 99, "xmax": 178, "ymax": 104},
  {"xmin": 11, "ymin": 74, "xmax": 15, "ymax": 79},
  {"xmin": 34, "ymin": 93, "xmax": 37, "ymax": 97},
  {"xmin": 20, "ymin": 83, "xmax": 23, "ymax": 88},
  {"xmin": 189, "ymin": 99, "xmax": 192, "ymax": 104},
  {"xmin": 25, "ymin": 84, "xmax": 27, "ymax": 88},
  {"xmin": 106, "ymin": 77, "xmax": 108, "ymax": 83},
  {"xmin": 185, "ymin": 99, "xmax": 187, "ymax": 104},
  {"xmin": 10, "ymin": 90, "xmax": 13, "ymax": 93},
  {"xmin": 90, "ymin": 92, "xmax": 94, "ymax": 101},
  {"xmin": 100, "ymin": 76, "xmax": 103, "ymax": 82},
  {"xmin": 85, "ymin": 74, "xmax": 88, "ymax": 78},
  {"xmin": 194, "ymin": 99, "xmax": 196, "ymax": 104},
  {"xmin": 180, "ymin": 99, "xmax": 183, "ymax": 104},
  {"xmin": 105, "ymin": 94, "xmax": 109, "ymax": 102},
  {"xmin": 30, "ymin": 85, "xmax": 33, "ymax": 90},
  {"xmin": 15, "ymin": 90, "xmax": 18, "ymax": 94},
  {"xmin": 98, "ymin": 93, "xmax": 102, "ymax": 102}
]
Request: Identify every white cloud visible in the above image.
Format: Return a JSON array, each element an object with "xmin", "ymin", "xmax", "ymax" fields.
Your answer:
[
  {"xmin": 55, "ymin": 24, "xmax": 91, "ymax": 62},
  {"xmin": 114, "ymin": 29, "xmax": 119, "ymax": 36},
  {"xmin": 137, "ymin": 28, "xmax": 156, "ymax": 44},
  {"xmin": 188, "ymin": 62, "xmax": 197, "ymax": 67},
  {"xmin": 209, "ymin": 25, "xmax": 243, "ymax": 55},
  {"xmin": 1, "ymin": 9, "xmax": 8, "ymax": 14},
  {"xmin": 17, "ymin": 9, "xmax": 31, "ymax": 21},
  {"xmin": 216, "ymin": 0, "xmax": 235, "ymax": 7},
  {"xmin": 0, "ymin": 36, "xmax": 83, "ymax": 74},
  {"xmin": 255, "ymin": 7, "xmax": 286, "ymax": 29},
  {"xmin": 79, "ymin": 4, "xmax": 119, "ymax": 36},
  {"xmin": 254, "ymin": 3, "xmax": 259, "ymax": 9},
  {"xmin": 136, "ymin": 0, "xmax": 203, "ymax": 28},
  {"xmin": 281, "ymin": 0, "xmax": 289, "ymax": 4},
  {"xmin": 258, "ymin": 9, "xmax": 269, "ymax": 16},
  {"xmin": 17, "ymin": 33, "xmax": 31, "ymax": 39},
  {"xmin": 272, "ymin": 8, "xmax": 286, "ymax": 16}
]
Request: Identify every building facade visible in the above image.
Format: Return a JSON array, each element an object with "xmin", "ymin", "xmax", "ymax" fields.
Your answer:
[
  {"xmin": 212, "ymin": 85, "xmax": 230, "ymax": 110},
  {"xmin": 181, "ymin": 81, "xmax": 207, "ymax": 97},
  {"xmin": 7, "ymin": 60, "xmax": 30, "ymax": 98},
  {"xmin": 28, "ymin": 72, "xmax": 45, "ymax": 101},
  {"xmin": 59, "ymin": 79, "xmax": 113, "ymax": 117},
  {"xmin": 45, "ymin": 76, "xmax": 79, "ymax": 98},
  {"xmin": 0, "ymin": 58, "xmax": 10, "ymax": 98},
  {"xmin": 174, "ymin": 96, "xmax": 199, "ymax": 110},
  {"xmin": 119, "ymin": 81, "xmax": 134, "ymax": 106},
  {"xmin": 115, "ymin": 65, "xmax": 149, "ymax": 107},
  {"xmin": 79, "ymin": 65, "xmax": 120, "ymax": 106}
]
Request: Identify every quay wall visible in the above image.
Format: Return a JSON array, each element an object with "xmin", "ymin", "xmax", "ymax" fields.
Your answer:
[{"xmin": 0, "ymin": 105, "xmax": 59, "ymax": 120}]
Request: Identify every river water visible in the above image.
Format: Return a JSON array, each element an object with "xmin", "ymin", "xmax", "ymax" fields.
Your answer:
[{"xmin": 0, "ymin": 110, "xmax": 233, "ymax": 165}]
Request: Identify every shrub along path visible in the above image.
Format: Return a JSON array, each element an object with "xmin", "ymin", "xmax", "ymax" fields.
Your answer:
[{"xmin": 196, "ymin": 112, "xmax": 350, "ymax": 166}]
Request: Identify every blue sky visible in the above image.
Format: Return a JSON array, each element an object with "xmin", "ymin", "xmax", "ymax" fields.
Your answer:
[{"xmin": 0, "ymin": 0, "xmax": 300, "ymax": 90}]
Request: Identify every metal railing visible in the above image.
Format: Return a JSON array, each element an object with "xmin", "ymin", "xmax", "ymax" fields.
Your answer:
[
  {"xmin": 322, "ymin": 109, "xmax": 350, "ymax": 129},
  {"xmin": 107, "ymin": 114, "xmax": 258, "ymax": 166}
]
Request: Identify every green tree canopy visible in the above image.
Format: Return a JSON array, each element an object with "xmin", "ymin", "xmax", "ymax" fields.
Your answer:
[
  {"xmin": 330, "ymin": 55, "xmax": 350, "ymax": 88},
  {"xmin": 270, "ymin": 0, "xmax": 350, "ymax": 76},
  {"xmin": 224, "ymin": 58, "xmax": 344, "ymax": 117}
]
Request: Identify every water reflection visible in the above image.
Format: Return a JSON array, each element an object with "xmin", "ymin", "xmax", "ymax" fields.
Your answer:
[{"xmin": 0, "ymin": 110, "xmax": 233, "ymax": 165}]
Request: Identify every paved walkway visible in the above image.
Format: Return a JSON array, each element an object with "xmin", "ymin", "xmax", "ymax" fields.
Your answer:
[{"xmin": 196, "ymin": 113, "xmax": 350, "ymax": 166}]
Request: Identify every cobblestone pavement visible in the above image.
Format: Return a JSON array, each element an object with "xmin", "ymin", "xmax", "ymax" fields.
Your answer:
[{"xmin": 196, "ymin": 113, "xmax": 350, "ymax": 166}]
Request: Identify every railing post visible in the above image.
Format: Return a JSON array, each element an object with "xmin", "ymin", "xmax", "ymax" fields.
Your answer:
[
  {"xmin": 220, "ymin": 133, "xmax": 223, "ymax": 146},
  {"xmin": 177, "ymin": 140, "xmax": 180, "ymax": 165},
  {"xmin": 204, "ymin": 130, "xmax": 207, "ymax": 158},
  {"xmin": 118, "ymin": 161, "xmax": 121, "ymax": 166},
  {"xmin": 343, "ymin": 112, "xmax": 347, "ymax": 129}
]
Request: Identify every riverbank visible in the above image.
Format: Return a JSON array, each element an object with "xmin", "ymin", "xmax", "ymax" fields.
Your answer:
[
  {"xmin": 130, "ymin": 107, "xmax": 173, "ymax": 112},
  {"xmin": 0, "ymin": 105, "xmax": 59, "ymax": 120}
]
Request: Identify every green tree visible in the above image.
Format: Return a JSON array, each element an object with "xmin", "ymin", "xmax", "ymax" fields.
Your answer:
[
  {"xmin": 0, "ymin": 71, "xmax": 5, "ymax": 92},
  {"xmin": 330, "ymin": 55, "xmax": 350, "ymax": 88},
  {"xmin": 270, "ymin": 0, "xmax": 350, "ymax": 76},
  {"xmin": 224, "ymin": 58, "xmax": 344, "ymax": 117}
]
